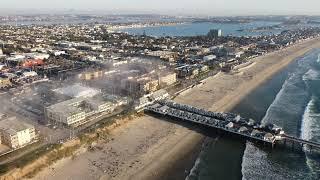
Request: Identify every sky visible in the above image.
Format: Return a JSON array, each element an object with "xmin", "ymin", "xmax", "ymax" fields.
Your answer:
[{"xmin": 1, "ymin": 0, "xmax": 320, "ymax": 16}]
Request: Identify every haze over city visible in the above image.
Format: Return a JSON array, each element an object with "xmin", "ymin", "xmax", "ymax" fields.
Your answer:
[
  {"xmin": 1, "ymin": 0, "xmax": 320, "ymax": 15},
  {"xmin": 1, "ymin": 1, "xmax": 320, "ymax": 180}
]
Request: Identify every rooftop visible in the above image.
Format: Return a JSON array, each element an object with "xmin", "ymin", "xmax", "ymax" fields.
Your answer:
[
  {"xmin": 53, "ymin": 84, "xmax": 100, "ymax": 98},
  {"xmin": 46, "ymin": 97, "xmax": 85, "ymax": 116},
  {"xmin": 0, "ymin": 117, "xmax": 34, "ymax": 135},
  {"xmin": 46, "ymin": 96, "xmax": 114, "ymax": 116}
]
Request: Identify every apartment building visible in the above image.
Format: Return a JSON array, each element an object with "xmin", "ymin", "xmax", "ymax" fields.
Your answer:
[{"xmin": 0, "ymin": 117, "xmax": 37, "ymax": 149}]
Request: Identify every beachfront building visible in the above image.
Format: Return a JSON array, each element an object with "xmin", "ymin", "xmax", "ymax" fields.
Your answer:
[
  {"xmin": 159, "ymin": 72, "xmax": 177, "ymax": 87},
  {"xmin": 135, "ymin": 96, "xmax": 153, "ymax": 111},
  {"xmin": 150, "ymin": 89, "xmax": 170, "ymax": 101},
  {"xmin": 45, "ymin": 98, "xmax": 86, "ymax": 127},
  {"xmin": 0, "ymin": 117, "xmax": 37, "ymax": 149},
  {"xmin": 121, "ymin": 77, "xmax": 159, "ymax": 95},
  {"xmin": 45, "ymin": 97, "xmax": 116, "ymax": 127},
  {"xmin": 134, "ymin": 89, "xmax": 170, "ymax": 110}
]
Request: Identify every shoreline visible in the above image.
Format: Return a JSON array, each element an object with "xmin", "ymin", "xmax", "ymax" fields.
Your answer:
[
  {"xmin": 131, "ymin": 37, "xmax": 320, "ymax": 180},
  {"xmin": 109, "ymin": 22, "xmax": 186, "ymax": 32},
  {"xmin": 30, "ymin": 37, "xmax": 320, "ymax": 180}
]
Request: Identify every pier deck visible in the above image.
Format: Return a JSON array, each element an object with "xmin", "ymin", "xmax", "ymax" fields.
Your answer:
[
  {"xmin": 282, "ymin": 134, "xmax": 320, "ymax": 149},
  {"xmin": 145, "ymin": 100, "xmax": 278, "ymax": 145},
  {"xmin": 145, "ymin": 100, "xmax": 320, "ymax": 150}
]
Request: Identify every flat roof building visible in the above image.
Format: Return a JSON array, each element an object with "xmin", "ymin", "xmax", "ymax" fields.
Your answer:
[
  {"xmin": 45, "ymin": 97, "xmax": 116, "ymax": 127},
  {"xmin": 121, "ymin": 77, "xmax": 159, "ymax": 95},
  {"xmin": 45, "ymin": 98, "xmax": 86, "ymax": 127},
  {"xmin": 0, "ymin": 117, "xmax": 37, "ymax": 149},
  {"xmin": 53, "ymin": 84, "xmax": 100, "ymax": 98}
]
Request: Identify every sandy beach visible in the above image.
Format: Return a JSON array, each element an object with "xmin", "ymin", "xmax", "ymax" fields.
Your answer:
[{"xmin": 31, "ymin": 37, "xmax": 320, "ymax": 180}]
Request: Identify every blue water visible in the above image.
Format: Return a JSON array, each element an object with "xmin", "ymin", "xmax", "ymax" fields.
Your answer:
[
  {"xmin": 122, "ymin": 21, "xmax": 282, "ymax": 37},
  {"xmin": 187, "ymin": 49, "xmax": 320, "ymax": 180}
]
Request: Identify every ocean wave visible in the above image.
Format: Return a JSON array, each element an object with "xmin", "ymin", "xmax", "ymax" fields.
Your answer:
[
  {"xmin": 305, "ymin": 157, "xmax": 320, "ymax": 179},
  {"xmin": 242, "ymin": 58, "xmax": 316, "ymax": 179},
  {"xmin": 301, "ymin": 98, "xmax": 315, "ymax": 143},
  {"xmin": 300, "ymin": 97, "xmax": 320, "ymax": 176},
  {"xmin": 241, "ymin": 142, "xmax": 306, "ymax": 180},
  {"xmin": 185, "ymin": 156, "xmax": 201, "ymax": 180},
  {"xmin": 260, "ymin": 78, "xmax": 289, "ymax": 124},
  {"xmin": 241, "ymin": 77, "xmax": 290, "ymax": 180},
  {"xmin": 303, "ymin": 69, "xmax": 320, "ymax": 81},
  {"xmin": 199, "ymin": 49, "xmax": 320, "ymax": 180},
  {"xmin": 260, "ymin": 72, "xmax": 308, "ymax": 125},
  {"xmin": 241, "ymin": 142, "xmax": 269, "ymax": 180},
  {"xmin": 185, "ymin": 138, "xmax": 217, "ymax": 180}
]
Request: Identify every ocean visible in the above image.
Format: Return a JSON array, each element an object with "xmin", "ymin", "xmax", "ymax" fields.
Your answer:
[{"xmin": 186, "ymin": 49, "xmax": 320, "ymax": 180}]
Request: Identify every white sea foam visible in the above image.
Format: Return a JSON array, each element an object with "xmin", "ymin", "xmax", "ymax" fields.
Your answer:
[
  {"xmin": 241, "ymin": 141, "xmax": 298, "ymax": 180},
  {"xmin": 185, "ymin": 138, "xmax": 217, "ymax": 180},
  {"xmin": 185, "ymin": 156, "xmax": 201, "ymax": 180},
  {"xmin": 260, "ymin": 77, "xmax": 291, "ymax": 124},
  {"xmin": 242, "ymin": 79, "xmax": 289, "ymax": 180},
  {"xmin": 300, "ymin": 98, "xmax": 314, "ymax": 142},
  {"xmin": 242, "ymin": 68, "xmax": 312, "ymax": 179},
  {"xmin": 303, "ymin": 69, "xmax": 320, "ymax": 81},
  {"xmin": 241, "ymin": 143, "xmax": 269, "ymax": 180},
  {"xmin": 300, "ymin": 97, "xmax": 320, "ymax": 174}
]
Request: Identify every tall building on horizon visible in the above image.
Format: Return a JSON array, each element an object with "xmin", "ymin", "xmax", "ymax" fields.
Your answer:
[{"xmin": 207, "ymin": 29, "xmax": 223, "ymax": 38}]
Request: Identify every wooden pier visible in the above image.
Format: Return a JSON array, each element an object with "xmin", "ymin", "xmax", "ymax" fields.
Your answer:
[
  {"xmin": 145, "ymin": 100, "xmax": 320, "ymax": 151},
  {"xmin": 281, "ymin": 134, "xmax": 320, "ymax": 150}
]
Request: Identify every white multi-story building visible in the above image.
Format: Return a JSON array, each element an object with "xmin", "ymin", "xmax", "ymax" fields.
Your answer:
[
  {"xmin": 45, "ymin": 97, "xmax": 115, "ymax": 127},
  {"xmin": 134, "ymin": 89, "xmax": 170, "ymax": 110},
  {"xmin": 0, "ymin": 117, "xmax": 37, "ymax": 149},
  {"xmin": 45, "ymin": 98, "xmax": 86, "ymax": 127}
]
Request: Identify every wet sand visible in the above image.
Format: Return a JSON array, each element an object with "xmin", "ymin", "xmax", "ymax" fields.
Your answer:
[{"xmin": 31, "ymin": 37, "xmax": 320, "ymax": 180}]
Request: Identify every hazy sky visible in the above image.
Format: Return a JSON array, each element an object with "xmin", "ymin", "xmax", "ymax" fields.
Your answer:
[{"xmin": 1, "ymin": 0, "xmax": 320, "ymax": 15}]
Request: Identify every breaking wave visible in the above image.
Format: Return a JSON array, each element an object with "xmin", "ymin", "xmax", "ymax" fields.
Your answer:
[
  {"xmin": 300, "ymin": 97, "xmax": 320, "ymax": 177},
  {"xmin": 303, "ymin": 69, "xmax": 320, "ymax": 81},
  {"xmin": 242, "ymin": 49, "xmax": 320, "ymax": 180}
]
